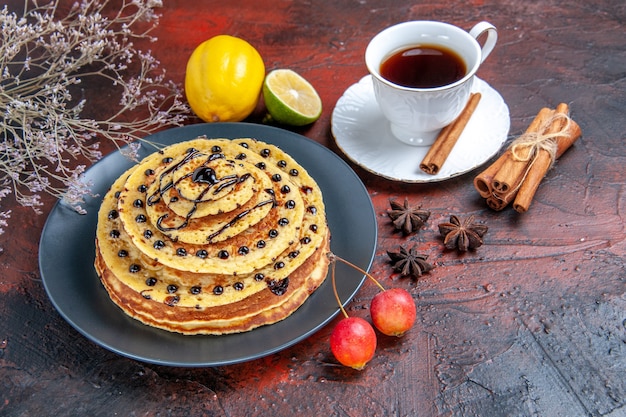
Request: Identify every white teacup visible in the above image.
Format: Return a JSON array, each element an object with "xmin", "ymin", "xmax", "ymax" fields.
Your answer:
[{"xmin": 365, "ymin": 21, "xmax": 497, "ymax": 146}]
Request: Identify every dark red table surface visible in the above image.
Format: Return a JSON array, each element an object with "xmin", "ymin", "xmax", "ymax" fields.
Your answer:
[{"xmin": 1, "ymin": 1, "xmax": 625, "ymax": 416}]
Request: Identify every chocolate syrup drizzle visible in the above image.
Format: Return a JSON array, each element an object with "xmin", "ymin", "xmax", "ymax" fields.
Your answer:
[
  {"xmin": 206, "ymin": 197, "xmax": 275, "ymax": 243},
  {"xmin": 145, "ymin": 149, "xmax": 276, "ymax": 237}
]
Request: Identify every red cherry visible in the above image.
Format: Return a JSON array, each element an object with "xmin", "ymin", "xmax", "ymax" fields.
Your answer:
[
  {"xmin": 330, "ymin": 317, "xmax": 377, "ymax": 370},
  {"xmin": 370, "ymin": 288, "xmax": 416, "ymax": 337}
]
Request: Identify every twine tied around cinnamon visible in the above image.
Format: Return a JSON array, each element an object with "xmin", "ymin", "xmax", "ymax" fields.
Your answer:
[{"xmin": 509, "ymin": 112, "xmax": 572, "ymax": 171}]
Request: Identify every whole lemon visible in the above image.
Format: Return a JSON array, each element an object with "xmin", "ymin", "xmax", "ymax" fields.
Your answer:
[{"xmin": 185, "ymin": 35, "xmax": 265, "ymax": 122}]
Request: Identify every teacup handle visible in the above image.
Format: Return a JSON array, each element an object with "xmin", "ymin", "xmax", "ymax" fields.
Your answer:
[{"xmin": 469, "ymin": 21, "xmax": 498, "ymax": 63}]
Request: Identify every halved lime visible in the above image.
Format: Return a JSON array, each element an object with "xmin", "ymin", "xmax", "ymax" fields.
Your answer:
[{"xmin": 263, "ymin": 69, "xmax": 322, "ymax": 126}]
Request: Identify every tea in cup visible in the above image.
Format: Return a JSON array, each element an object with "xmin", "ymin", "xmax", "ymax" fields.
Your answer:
[{"xmin": 365, "ymin": 21, "xmax": 497, "ymax": 146}]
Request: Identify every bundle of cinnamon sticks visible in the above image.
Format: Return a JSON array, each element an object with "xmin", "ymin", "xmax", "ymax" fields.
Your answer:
[{"xmin": 473, "ymin": 103, "xmax": 581, "ymax": 213}]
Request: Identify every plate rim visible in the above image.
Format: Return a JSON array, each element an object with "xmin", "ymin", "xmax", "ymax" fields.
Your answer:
[{"xmin": 38, "ymin": 122, "xmax": 378, "ymax": 367}]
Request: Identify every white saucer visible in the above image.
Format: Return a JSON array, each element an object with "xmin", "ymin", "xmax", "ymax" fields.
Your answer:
[{"xmin": 331, "ymin": 75, "xmax": 510, "ymax": 183}]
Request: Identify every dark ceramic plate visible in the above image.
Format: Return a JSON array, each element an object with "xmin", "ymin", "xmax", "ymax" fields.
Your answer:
[{"xmin": 39, "ymin": 123, "xmax": 377, "ymax": 367}]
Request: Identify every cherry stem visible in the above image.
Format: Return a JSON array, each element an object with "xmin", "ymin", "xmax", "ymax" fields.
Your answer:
[
  {"xmin": 331, "ymin": 259, "xmax": 349, "ymax": 318},
  {"xmin": 328, "ymin": 252, "xmax": 386, "ymax": 292}
]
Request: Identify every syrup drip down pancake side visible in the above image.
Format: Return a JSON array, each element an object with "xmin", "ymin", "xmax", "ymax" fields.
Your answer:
[{"xmin": 94, "ymin": 137, "xmax": 330, "ymax": 335}]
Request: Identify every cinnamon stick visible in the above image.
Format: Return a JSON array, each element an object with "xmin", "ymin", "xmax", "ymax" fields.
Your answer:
[
  {"xmin": 486, "ymin": 195, "xmax": 508, "ymax": 211},
  {"xmin": 513, "ymin": 109, "xmax": 581, "ymax": 212},
  {"xmin": 473, "ymin": 151, "xmax": 508, "ymax": 198},
  {"xmin": 491, "ymin": 107, "xmax": 554, "ymax": 194},
  {"xmin": 420, "ymin": 92, "xmax": 482, "ymax": 175}
]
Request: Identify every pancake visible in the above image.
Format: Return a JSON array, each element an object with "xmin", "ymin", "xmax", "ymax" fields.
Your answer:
[
  {"xmin": 116, "ymin": 138, "xmax": 319, "ymax": 275},
  {"xmin": 94, "ymin": 235, "xmax": 329, "ymax": 334},
  {"xmin": 143, "ymin": 157, "xmax": 276, "ymax": 245},
  {"xmin": 94, "ymin": 137, "xmax": 330, "ymax": 335},
  {"xmin": 160, "ymin": 156, "xmax": 258, "ymax": 219}
]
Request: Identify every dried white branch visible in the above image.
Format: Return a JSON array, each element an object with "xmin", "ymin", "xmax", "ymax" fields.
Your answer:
[{"xmin": 0, "ymin": 0, "xmax": 189, "ymax": 233}]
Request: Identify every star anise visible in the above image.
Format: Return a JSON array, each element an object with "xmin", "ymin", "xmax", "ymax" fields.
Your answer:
[
  {"xmin": 387, "ymin": 198, "xmax": 431, "ymax": 235},
  {"xmin": 387, "ymin": 246, "xmax": 434, "ymax": 279},
  {"xmin": 438, "ymin": 215, "xmax": 488, "ymax": 251}
]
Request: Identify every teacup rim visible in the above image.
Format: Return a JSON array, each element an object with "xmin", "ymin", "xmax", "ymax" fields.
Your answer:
[{"xmin": 365, "ymin": 20, "xmax": 482, "ymax": 92}]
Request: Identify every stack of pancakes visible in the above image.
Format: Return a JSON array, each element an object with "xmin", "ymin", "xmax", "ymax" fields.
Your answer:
[{"xmin": 94, "ymin": 137, "xmax": 330, "ymax": 335}]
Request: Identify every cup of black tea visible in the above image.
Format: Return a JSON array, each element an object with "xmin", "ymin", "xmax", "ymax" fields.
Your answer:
[{"xmin": 365, "ymin": 21, "xmax": 497, "ymax": 146}]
